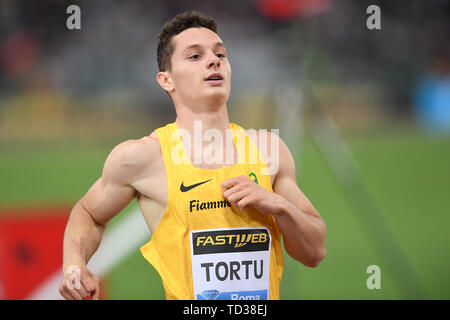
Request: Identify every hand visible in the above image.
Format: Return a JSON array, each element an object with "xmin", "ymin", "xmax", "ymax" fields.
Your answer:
[
  {"xmin": 59, "ymin": 264, "xmax": 100, "ymax": 300},
  {"xmin": 222, "ymin": 175, "xmax": 285, "ymax": 216}
]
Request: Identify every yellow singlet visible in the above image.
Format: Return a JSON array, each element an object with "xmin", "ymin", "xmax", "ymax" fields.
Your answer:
[{"xmin": 140, "ymin": 122, "xmax": 284, "ymax": 300}]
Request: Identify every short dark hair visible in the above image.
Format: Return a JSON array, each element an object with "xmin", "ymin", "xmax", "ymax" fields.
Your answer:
[{"xmin": 157, "ymin": 11, "xmax": 218, "ymax": 72}]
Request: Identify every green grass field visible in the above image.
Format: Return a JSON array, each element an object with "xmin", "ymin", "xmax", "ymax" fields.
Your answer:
[{"xmin": 1, "ymin": 127, "xmax": 449, "ymax": 299}]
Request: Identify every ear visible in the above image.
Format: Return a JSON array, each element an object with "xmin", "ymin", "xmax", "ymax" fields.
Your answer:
[{"xmin": 156, "ymin": 71, "xmax": 174, "ymax": 93}]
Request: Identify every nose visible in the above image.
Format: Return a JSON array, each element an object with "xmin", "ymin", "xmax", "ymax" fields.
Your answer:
[{"xmin": 207, "ymin": 52, "xmax": 220, "ymax": 68}]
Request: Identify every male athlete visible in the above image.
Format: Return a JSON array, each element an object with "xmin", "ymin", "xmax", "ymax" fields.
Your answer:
[{"xmin": 59, "ymin": 11, "xmax": 326, "ymax": 300}]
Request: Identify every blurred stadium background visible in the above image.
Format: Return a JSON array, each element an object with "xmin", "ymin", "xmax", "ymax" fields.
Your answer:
[{"xmin": 0, "ymin": 0, "xmax": 449, "ymax": 299}]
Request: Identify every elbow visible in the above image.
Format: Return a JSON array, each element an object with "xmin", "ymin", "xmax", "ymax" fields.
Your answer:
[
  {"xmin": 287, "ymin": 222, "xmax": 327, "ymax": 268},
  {"xmin": 302, "ymin": 247, "xmax": 326, "ymax": 268},
  {"xmin": 311, "ymin": 247, "xmax": 326, "ymax": 268},
  {"xmin": 308, "ymin": 223, "xmax": 327, "ymax": 268}
]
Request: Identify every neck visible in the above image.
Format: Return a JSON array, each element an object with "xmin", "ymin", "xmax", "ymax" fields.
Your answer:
[
  {"xmin": 175, "ymin": 102, "xmax": 230, "ymax": 134},
  {"xmin": 174, "ymin": 102, "xmax": 238, "ymax": 168}
]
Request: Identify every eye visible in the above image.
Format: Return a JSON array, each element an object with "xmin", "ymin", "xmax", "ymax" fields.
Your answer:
[
  {"xmin": 189, "ymin": 54, "xmax": 200, "ymax": 60},
  {"xmin": 216, "ymin": 53, "xmax": 226, "ymax": 58}
]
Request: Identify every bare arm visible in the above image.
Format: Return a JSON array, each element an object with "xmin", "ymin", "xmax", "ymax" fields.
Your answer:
[
  {"xmin": 222, "ymin": 134, "xmax": 326, "ymax": 268},
  {"xmin": 60, "ymin": 139, "xmax": 143, "ymax": 299},
  {"xmin": 271, "ymin": 138, "xmax": 326, "ymax": 267}
]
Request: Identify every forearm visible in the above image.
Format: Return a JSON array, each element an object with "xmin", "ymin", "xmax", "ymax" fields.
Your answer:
[
  {"xmin": 62, "ymin": 201, "xmax": 105, "ymax": 269},
  {"xmin": 274, "ymin": 197, "xmax": 326, "ymax": 267}
]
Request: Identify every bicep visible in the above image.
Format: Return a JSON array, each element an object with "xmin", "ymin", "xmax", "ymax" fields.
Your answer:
[
  {"xmin": 274, "ymin": 174, "xmax": 319, "ymax": 218},
  {"xmin": 79, "ymin": 176, "xmax": 136, "ymax": 227},
  {"xmin": 78, "ymin": 141, "xmax": 138, "ymax": 227},
  {"xmin": 272, "ymin": 138, "xmax": 320, "ymax": 218}
]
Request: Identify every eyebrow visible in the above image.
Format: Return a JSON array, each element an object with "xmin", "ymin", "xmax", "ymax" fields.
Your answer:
[{"xmin": 182, "ymin": 42, "xmax": 226, "ymax": 54}]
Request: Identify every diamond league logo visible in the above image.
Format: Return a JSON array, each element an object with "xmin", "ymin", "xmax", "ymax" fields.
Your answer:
[{"xmin": 200, "ymin": 289, "xmax": 220, "ymax": 300}]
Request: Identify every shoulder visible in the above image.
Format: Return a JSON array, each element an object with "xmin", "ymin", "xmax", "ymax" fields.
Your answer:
[{"xmin": 102, "ymin": 131, "xmax": 162, "ymax": 184}]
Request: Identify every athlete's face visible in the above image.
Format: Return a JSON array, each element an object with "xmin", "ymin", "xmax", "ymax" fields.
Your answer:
[{"xmin": 160, "ymin": 27, "xmax": 232, "ymax": 107}]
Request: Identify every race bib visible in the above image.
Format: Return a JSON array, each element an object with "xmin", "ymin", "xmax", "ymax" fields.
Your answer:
[{"xmin": 190, "ymin": 227, "xmax": 271, "ymax": 300}]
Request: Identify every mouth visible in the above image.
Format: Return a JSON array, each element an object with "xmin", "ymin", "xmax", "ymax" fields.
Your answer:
[{"xmin": 205, "ymin": 73, "xmax": 224, "ymax": 86}]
